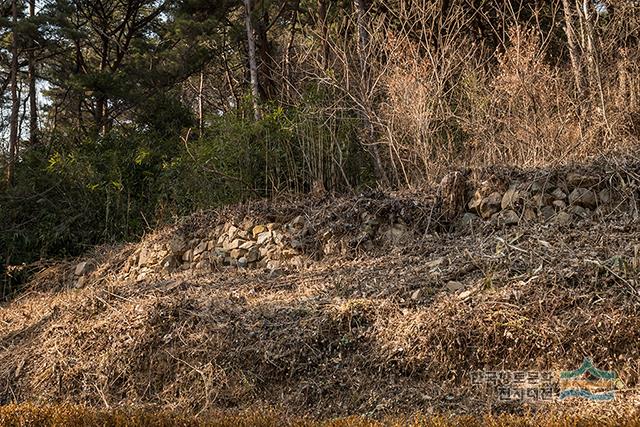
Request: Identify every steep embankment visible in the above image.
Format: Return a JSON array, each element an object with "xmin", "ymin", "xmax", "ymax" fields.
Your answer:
[{"xmin": 1, "ymin": 158, "xmax": 640, "ymax": 419}]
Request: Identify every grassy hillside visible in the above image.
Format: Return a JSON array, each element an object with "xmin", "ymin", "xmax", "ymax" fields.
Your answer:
[{"xmin": 2, "ymin": 159, "xmax": 640, "ymax": 422}]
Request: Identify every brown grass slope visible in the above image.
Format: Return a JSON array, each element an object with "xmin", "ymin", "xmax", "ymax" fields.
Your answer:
[{"xmin": 2, "ymin": 159, "xmax": 640, "ymax": 420}]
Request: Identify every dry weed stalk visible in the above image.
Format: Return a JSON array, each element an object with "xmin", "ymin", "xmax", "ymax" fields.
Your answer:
[{"xmin": 298, "ymin": 0, "xmax": 640, "ymax": 187}]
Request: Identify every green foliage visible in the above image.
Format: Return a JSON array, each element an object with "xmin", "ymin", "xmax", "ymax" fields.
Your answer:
[
  {"xmin": 2, "ymin": 137, "xmax": 147, "ymax": 263},
  {"xmin": 0, "ymin": 100, "xmax": 372, "ymax": 266},
  {"xmin": 1, "ymin": 87, "xmax": 188, "ymax": 265},
  {"xmin": 136, "ymin": 93, "xmax": 195, "ymax": 137}
]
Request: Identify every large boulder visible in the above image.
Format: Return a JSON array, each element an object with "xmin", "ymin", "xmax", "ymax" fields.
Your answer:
[
  {"xmin": 168, "ymin": 235, "xmax": 187, "ymax": 255},
  {"xmin": 501, "ymin": 187, "xmax": 522, "ymax": 210},
  {"xmin": 569, "ymin": 188, "xmax": 597, "ymax": 208},
  {"xmin": 498, "ymin": 209, "xmax": 520, "ymax": 226},
  {"xmin": 479, "ymin": 192, "xmax": 502, "ymax": 219},
  {"xmin": 74, "ymin": 260, "xmax": 96, "ymax": 276},
  {"xmin": 566, "ymin": 172, "xmax": 599, "ymax": 189}
]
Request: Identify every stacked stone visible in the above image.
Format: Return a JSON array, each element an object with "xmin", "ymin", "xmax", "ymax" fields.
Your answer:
[{"xmin": 463, "ymin": 172, "xmax": 609, "ymax": 226}]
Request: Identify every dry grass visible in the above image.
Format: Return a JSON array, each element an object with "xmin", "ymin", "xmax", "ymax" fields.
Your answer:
[
  {"xmin": 2, "ymin": 159, "xmax": 640, "ymax": 420},
  {"xmin": 1, "ymin": 404, "xmax": 640, "ymax": 426},
  {"xmin": 300, "ymin": 0, "xmax": 640, "ymax": 187},
  {"xmin": 176, "ymin": 1, "xmax": 640, "ymax": 192}
]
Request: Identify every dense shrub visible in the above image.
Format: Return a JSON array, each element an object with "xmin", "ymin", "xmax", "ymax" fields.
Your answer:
[{"xmin": 0, "ymin": 105, "xmax": 372, "ymax": 267}]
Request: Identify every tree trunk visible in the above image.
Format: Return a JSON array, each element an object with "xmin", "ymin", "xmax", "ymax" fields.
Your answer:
[
  {"xmin": 285, "ymin": 0, "xmax": 300, "ymax": 99},
  {"xmin": 317, "ymin": 0, "xmax": 329, "ymax": 69},
  {"xmin": 222, "ymin": 29, "xmax": 240, "ymax": 112},
  {"xmin": 6, "ymin": 0, "xmax": 20, "ymax": 187},
  {"xmin": 580, "ymin": 0, "xmax": 610, "ymax": 134},
  {"xmin": 255, "ymin": 4, "xmax": 273, "ymax": 101},
  {"xmin": 198, "ymin": 70, "xmax": 204, "ymax": 137},
  {"xmin": 354, "ymin": 0, "xmax": 388, "ymax": 186},
  {"xmin": 95, "ymin": 35, "xmax": 109, "ymax": 135},
  {"xmin": 581, "ymin": 0, "xmax": 596, "ymax": 89},
  {"xmin": 244, "ymin": 0, "xmax": 262, "ymax": 121},
  {"xmin": 562, "ymin": 0, "xmax": 583, "ymax": 96},
  {"xmin": 435, "ymin": 0, "xmax": 451, "ymax": 54},
  {"xmin": 355, "ymin": 0, "xmax": 369, "ymax": 65},
  {"xmin": 28, "ymin": 0, "xmax": 38, "ymax": 145}
]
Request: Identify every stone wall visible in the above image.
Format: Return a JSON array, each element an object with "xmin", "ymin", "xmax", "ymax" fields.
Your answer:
[
  {"xmin": 72, "ymin": 169, "xmax": 628, "ymax": 285},
  {"xmin": 462, "ymin": 171, "xmax": 613, "ymax": 227}
]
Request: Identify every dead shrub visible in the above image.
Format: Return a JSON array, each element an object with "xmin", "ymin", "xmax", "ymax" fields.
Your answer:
[
  {"xmin": 466, "ymin": 25, "xmax": 579, "ymax": 167},
  {"xmin": 306, "ymin": 0, "xmax": 640, "ymax": 186}
]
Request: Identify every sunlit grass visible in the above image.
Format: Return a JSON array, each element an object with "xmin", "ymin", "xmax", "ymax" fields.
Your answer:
[{"xmin": 1, "ymin": 404, "xmax": 640, "ymax": 427}]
